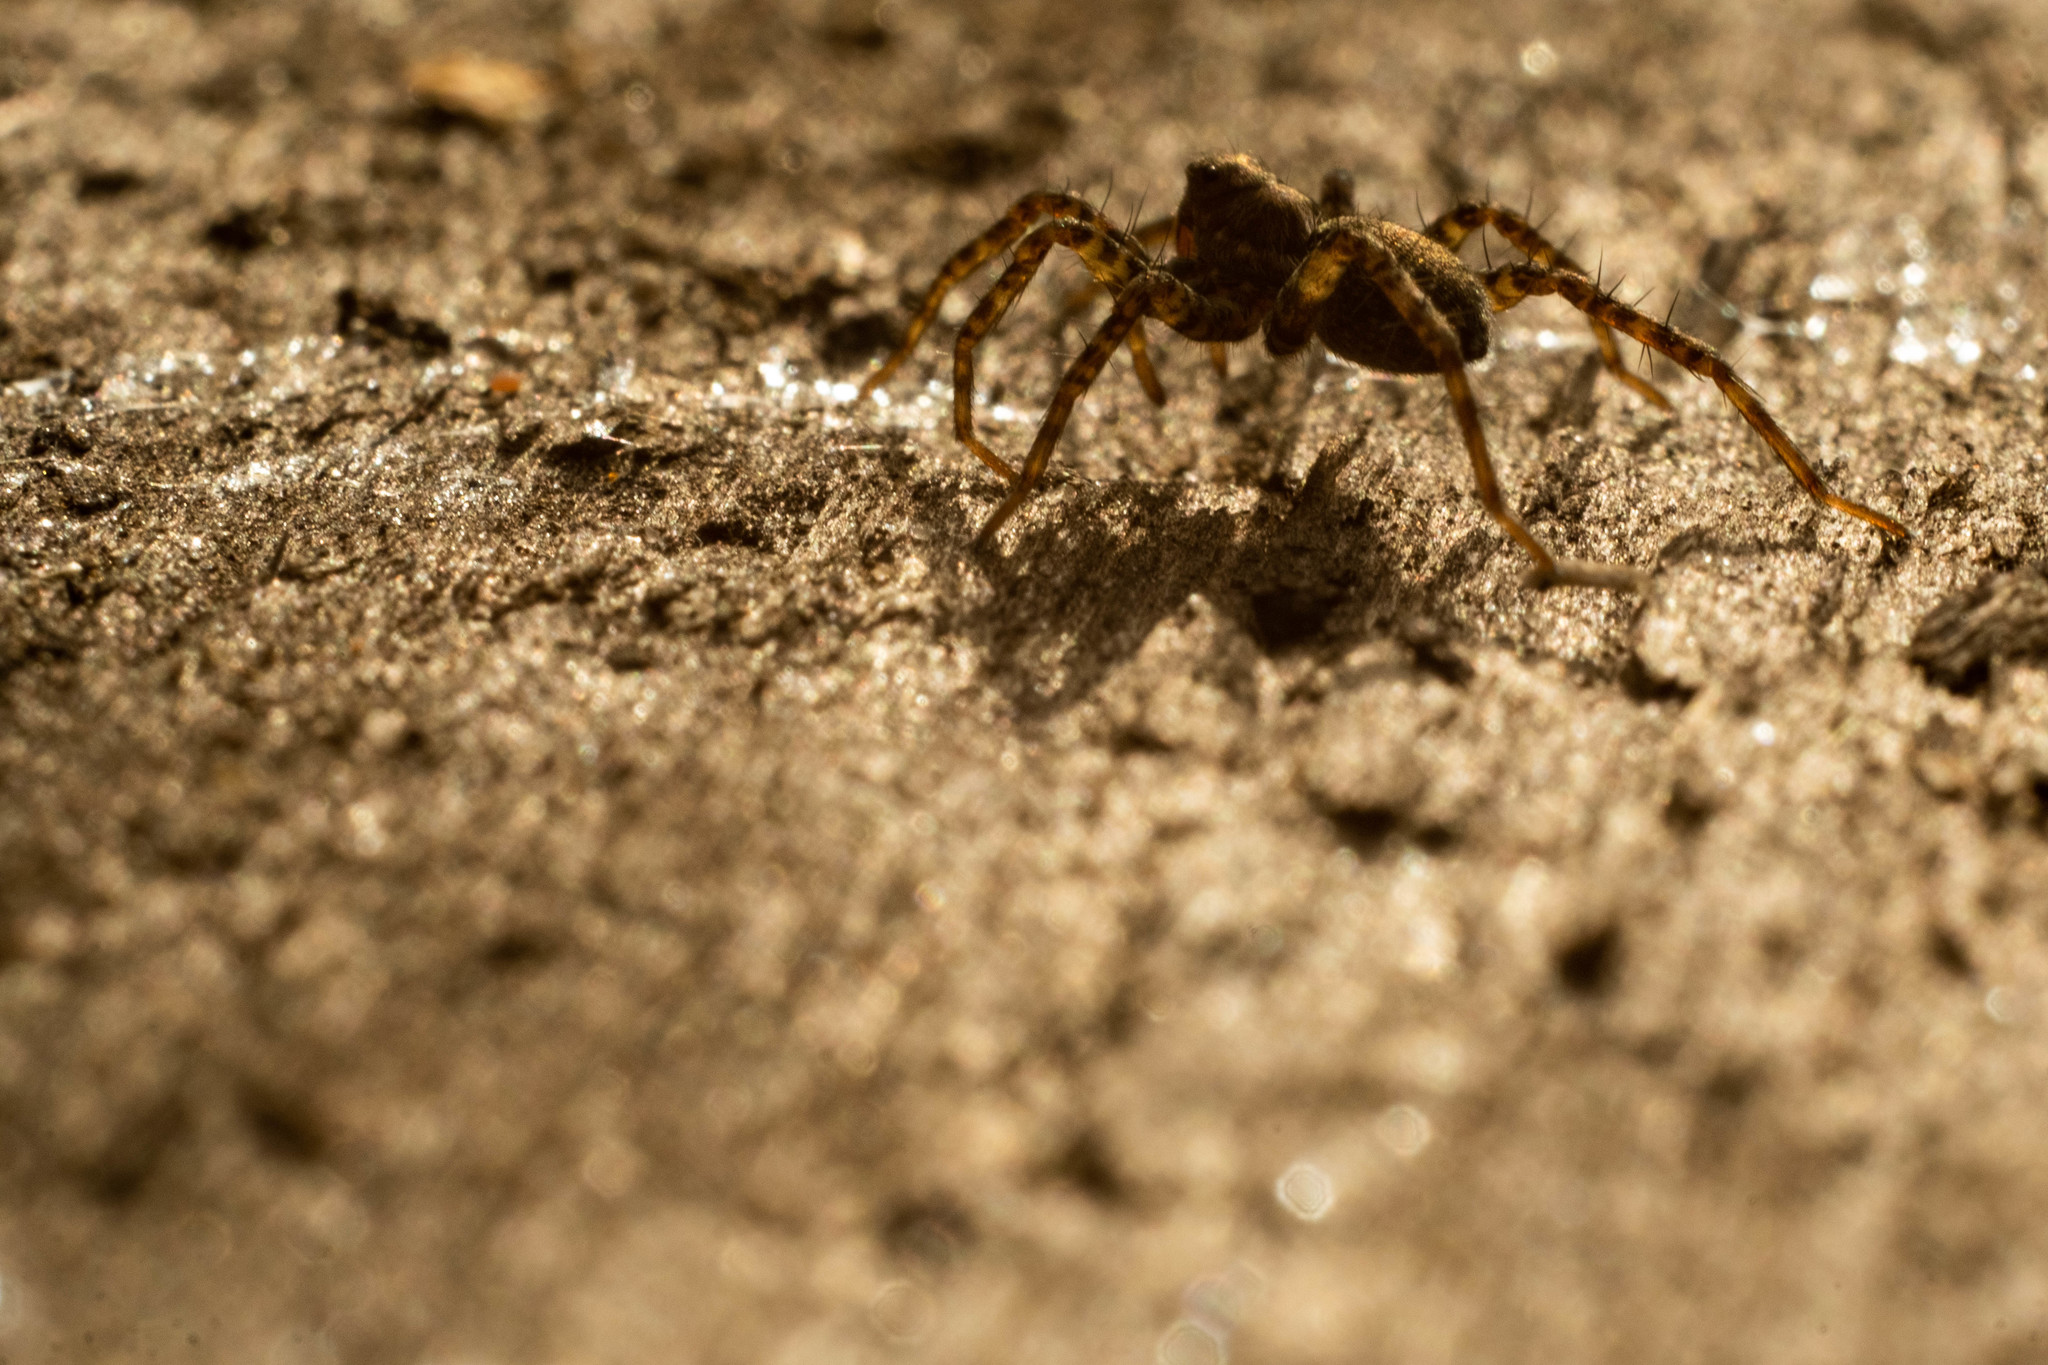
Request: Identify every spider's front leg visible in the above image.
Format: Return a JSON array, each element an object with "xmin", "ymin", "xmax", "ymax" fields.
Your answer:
[
  {"xmin": 1056, "ymin": 212, "xmax": 1175, "ymax": 319},
  {"xmin": 948, "ymin": 219, "xmax": 1165, "ymax": 484},
  {"xmin": 1482, "ymin": 262, "xmax": 1909, "ymax": 541},
  {"xmin": 1427, "ymin": 201, "xmax": 1673, "ymax": 411},
  {"xmin": 1267, "ymin": 224, "xmax": 1646, "ymax": 591},
  {"xmin": 1055, "ymin": 213, "xmax": 1235, "ymax": 384},
  {"xmin": 975, "ymin": 265, "xmax": 1258, "ymax": 548},
  {"xmin": 858, "ymin": 194, "xmax": 1166, "ymax": 404}
]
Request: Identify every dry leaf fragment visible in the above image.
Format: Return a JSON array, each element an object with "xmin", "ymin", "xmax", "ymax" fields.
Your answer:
[{"xmin": 406, "ymin": 54, "xmax": 552, "ymax": 129}]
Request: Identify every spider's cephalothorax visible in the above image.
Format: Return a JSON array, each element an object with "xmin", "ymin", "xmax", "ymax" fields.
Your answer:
[{"xmin": 856, "ymin": 153, "xmax": 1908, "ymax": 590}]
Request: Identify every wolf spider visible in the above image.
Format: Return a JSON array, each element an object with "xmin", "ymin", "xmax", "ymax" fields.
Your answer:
[{"xmin": 856, "ymin": 153, "xmax": 1907, "ymax": 590}]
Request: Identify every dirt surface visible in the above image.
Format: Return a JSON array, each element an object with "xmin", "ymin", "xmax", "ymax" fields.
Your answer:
[{"xmin": 4, "ymin": 0, "xmax": 2048, "ymax": 1361}]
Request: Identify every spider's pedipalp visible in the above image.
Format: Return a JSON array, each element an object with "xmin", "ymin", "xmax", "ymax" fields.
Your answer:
[
  {"xmin": 1482, "ymin": 261, "xmax": 1908, "ymax": 540},
  {"xmin": 1125, "ymin": 317, "xmax": 1166, "ymax": 405}
]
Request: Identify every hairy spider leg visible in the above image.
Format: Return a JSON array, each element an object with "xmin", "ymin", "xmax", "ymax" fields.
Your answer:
[
  {"xmin": 860, "ymin": 193, "xmax": 1158, "ymax": 401},
  {"xmin": 1482, "ymin": 262, "xmax": 1910, "ymax": 541},
  {"xmin": 1055, "ymin": 212, "xmax": 1178, "ymax": 399},
  {"xmin": 1266, "ymin": 224, "xmax": 1645, "ymax": 590},
  {"xmin": 950, "ymin": 220, "xmax": 1166, "ymax": 483},
  {"xmin": 1427, "ymin": 202, "xmax": 1673, "ymax": 411},
  {"xmin": 1062, "ymin": 214, "xmax": 1177, "ymax": 305},
  {"xmin": 975, "ymin": 267, "xmax": 1261, "ymax": 547},
  {"xmin": 1065, "ymin": 214, "xmax": 1262, "ymax": 387}
]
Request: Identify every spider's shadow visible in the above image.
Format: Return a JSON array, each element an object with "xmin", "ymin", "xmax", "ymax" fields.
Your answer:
[{"xmin": 947, "ymin": 437, "xmax": 1431, "ymax": 717}]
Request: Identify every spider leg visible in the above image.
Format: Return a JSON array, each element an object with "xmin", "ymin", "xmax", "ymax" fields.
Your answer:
[
  {"xmin": 1425, "ymin": 202, "xmax": 1673, "ymax": 411},
  {"xmin": 1266, "ymin": 224, "xmax": 1643, "ymax": 590},
  {"xmin": 1057, "ymin": 216, "xmax": 1177, "ymax": 304},
  {"xmin": 949, "ymin": 219, "xmax": 1159, "ymax": 482},
  {"xmin": 1073, "ymin": 213, "xmax": 1171, "ymax": 405},
  {"xmin": 1483, "ymin": 262, "xmax": 1909, "ymax": 541},
  {"xmin": 1054, "ymin": 213, "xmax": 1180, "ymax": 400},
  {"xmin": 859, "ymin": 193, "xmax": 1151, "ymax": 400},
  {"xmin": 976, "ymin": 267, "xmax": 1260, "ymax": 547}
]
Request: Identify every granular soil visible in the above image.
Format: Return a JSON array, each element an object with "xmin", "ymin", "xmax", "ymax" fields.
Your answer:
[{"xmin": 4, "ymin": 1, "xmax": 2048, "ymax": 1362}]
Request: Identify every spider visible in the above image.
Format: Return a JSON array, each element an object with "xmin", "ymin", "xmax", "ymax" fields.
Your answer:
[{"xmin": 855, "ymin": 153, "xmax": 1908, "ymax": 590}]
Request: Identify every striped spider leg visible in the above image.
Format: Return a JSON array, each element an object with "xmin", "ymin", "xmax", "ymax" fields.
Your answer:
[
  {"xmin": 1481, "ymin": 260, "xmax": 1909, "ymax": 543},
  {"xmin": 975, "ymin": 260, "xmax": 1261, "ymax": 545},
  {"xmin": 1426, "ymin": 201, "xmax": 1674, "ymax": 410},
  {"xmin": 859, "ymin": 193, "xmax": 1171, "ymax": 437}
]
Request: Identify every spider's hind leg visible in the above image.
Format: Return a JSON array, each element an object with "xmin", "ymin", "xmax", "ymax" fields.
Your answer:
[
  {"xmin": 1483, "ymin": 262, "xmax": 1908, "ymax": 541},
  {"xmin": 1266, "ymin": 222, "xmax": 1648, "ymax": 591},
  {"xmin": 1427, "ymin": 201, "xmax": 1673, "ymax": 411}
]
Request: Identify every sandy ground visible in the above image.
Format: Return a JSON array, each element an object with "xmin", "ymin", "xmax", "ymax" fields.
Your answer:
[{"xmin": 4, "ymin": 0, "xmax": 2048, "ymax": 1361}]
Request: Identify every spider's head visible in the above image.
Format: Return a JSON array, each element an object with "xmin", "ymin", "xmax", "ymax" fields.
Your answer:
[{"xmin": 1175, "ymin": 154, "xmax": 1316, "ymax": 289}]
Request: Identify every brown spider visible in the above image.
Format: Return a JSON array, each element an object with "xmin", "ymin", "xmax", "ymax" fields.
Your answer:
[{"xmin": 856, "ymin": 153, "xmax": 1908, "ymax": 589}]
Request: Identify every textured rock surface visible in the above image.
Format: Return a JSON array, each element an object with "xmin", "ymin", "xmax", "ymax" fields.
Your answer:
[{"xmin": 3, "ymin": 1, "xmax": 2048, "ymax": 1361}]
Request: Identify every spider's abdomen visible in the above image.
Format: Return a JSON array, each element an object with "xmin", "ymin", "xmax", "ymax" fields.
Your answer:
[{"xmin": 1316, "ymin": 221, "xmax": 1492, "ymax": 375}]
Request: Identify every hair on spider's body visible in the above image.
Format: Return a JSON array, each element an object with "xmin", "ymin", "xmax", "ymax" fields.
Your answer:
[{"xmin": 855, "ymin": 153, "xmax": 1908, "ymax": 590}]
